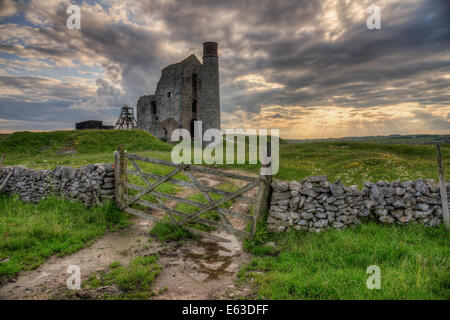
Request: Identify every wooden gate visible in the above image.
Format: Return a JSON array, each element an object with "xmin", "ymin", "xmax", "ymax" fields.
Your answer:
[{"xmin": 114, "ymin": 146, "xmax": 271, "ymax": 242}]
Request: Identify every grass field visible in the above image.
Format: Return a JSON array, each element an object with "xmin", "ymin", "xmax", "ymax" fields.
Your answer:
[
  {"xmin": 0, "ymin": 130, "xmax": 171, "ymax": 155},
  {"xmin": 241, "ymin": 223, "xmax": 450, "ymax": 299},
  {"xmin": 0, "ymin": 196, "xmax": 128, "ymax": 280},
  {"xmin": 287, "ymin": 134, "xmax": 450, "ymax": 145},
  {"xmin": 0, "ymin": 129, "xmax": 172, "ymax": 169},
  {"xmin": 0, "ymin": 130, "xmax": 449, "ymax": 299},
  {"xmin": 218, "ymin": 141, "xmax": 450, "ymax": 186},
  {"xmin": 1, "ymin": 130, "xmax": 448, "ymax": 185}
]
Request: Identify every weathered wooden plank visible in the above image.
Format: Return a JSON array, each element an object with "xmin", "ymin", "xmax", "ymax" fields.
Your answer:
[
  {"xmin": 0, "ymin": 168, "xmax": 13, "ymax": 192},
  {"xmin": 189, "ymin": 165, "xmax": 257, "ymax": 182},
  {"xmin": 114, "ymin": 150, "xmax": 120, "ymax": 205},
  {"xmin": 130, "ymin": 159, "xmax": 151, "ymax": 187},
  {"xmin": 156, "ymin": 196, "xmax": 177, "ymax": 224},
  {"xmin": 125, "ymin": 182, "xmax": 253, "ymax": 221},
  {"xmin": 436, "ymin": 144, "xmax": 449, "ymax": 228},
  {"xmin": 114, "ymin": 147, "xmax": 122, "ymax": 207},
  {"xmin": 120, "ymin": 164, "xmax": 187, "ymax": 209},
  {"xmin": 252, "ymin": 141, "xmax": 273, "ymax": 236},
  {"xmin": 121, "ymin": 146, "xmax": 128, "ymax": 203},
  {"xmin": 126, "ymin": 169, "xmax": 256, "ymax": 203},
  {"xmin": 182, "ymin": 226, "xmax": 232, "ymax": 243},
  {"xmin": 185, "ymin": 169, "xmax": 233, "ymax": 226},
  {"xmin": 125, "ymin": 152, "xmax": 257, "ymax": 182},
  {"xmin": 124, "ymin": 195, "xmax": 250, "ymax": 239},
  {"xmin": 252, "ymin": 177, "xmax": 271, "ymax": 236},
  {"xmin": 123, "ymin": 207, "xmax": 161, "ymax": 223},
  {"xmin": 124, "ymin": 205, "xmax": 231, "ymax": 242},
  {"xmin": 115, "ymin": 145, "xmax": 128, "ymax": 208},
  {"xmin": 178, "ymin": 179, "xmax": 260, "ymax": 226},
  {"xmin": 122, "ymin": 151, "xmax": 262, "ymax": 241},
  {"xmin": 125, "ymin": 152, "xmax": 175, "ymax": 167},
  {"xmin": 184, "ymin": 169, "xmax": 241, "ymax": 237}
]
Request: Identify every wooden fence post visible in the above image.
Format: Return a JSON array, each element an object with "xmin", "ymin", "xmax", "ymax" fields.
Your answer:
[
  {"xmin": 436, "ymin": 144, "xmax": 449, "ymax": 228},
  {"xmin": 252, "ymin": 140, "xmax": 273, "ymax": 236},
  {"xmin": 115, "ymin": 145, "xmax": 127, "ymax": 208},
  {"xmin": 114, "ymin": 146, "xmax": 121, "ymax": 208},
  {"xmin": 121, "ymin": 146, "xmax": 128, "ymax": 208},
  {"xmin": 0, "ymin": 154, "xmax": 12, "ymax": 193}
]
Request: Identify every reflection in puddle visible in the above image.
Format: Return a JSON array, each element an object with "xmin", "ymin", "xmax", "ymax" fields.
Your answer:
[{"xmin": 187, "ymin": 241, "xmax": 234, "ymax": 281}]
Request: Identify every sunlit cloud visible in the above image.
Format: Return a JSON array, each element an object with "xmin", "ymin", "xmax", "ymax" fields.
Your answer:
[
  {"xmin": 223, "ymin": 103, "xmax": 450, "ymax": 139},
  {"xmin": 0, "ymin": 0, "xmax": 448, "ymax": 138}
]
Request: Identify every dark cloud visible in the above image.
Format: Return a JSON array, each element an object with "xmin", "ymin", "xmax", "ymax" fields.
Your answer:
[{"xmin": 0, "ymin": 0, "xmax": 448, "ymax": 136}]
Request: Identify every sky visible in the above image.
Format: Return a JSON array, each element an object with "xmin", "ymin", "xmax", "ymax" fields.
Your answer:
[{"xmin": 0, "ymin": 0, "xmax": 449, "ymax": 139}]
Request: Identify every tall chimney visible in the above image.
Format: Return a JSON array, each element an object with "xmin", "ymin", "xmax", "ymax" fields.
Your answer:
[{"xmin": 200, "ymin": 42, "xmax": 220, "ymax": 134}]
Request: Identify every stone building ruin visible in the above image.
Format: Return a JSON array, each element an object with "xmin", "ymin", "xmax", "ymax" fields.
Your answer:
[{"xmin": 137, "ymin": 42, "xmax": 221, "ymax": 141}]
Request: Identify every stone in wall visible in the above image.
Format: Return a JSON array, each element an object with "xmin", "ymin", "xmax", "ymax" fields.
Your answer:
[
  {"xmin": 0, "ymin": 164, "xmax": 115, "ymax": 206},
  {"xmin": 267, "ymin": 176, "xmax": 449, "ymax": 233}
]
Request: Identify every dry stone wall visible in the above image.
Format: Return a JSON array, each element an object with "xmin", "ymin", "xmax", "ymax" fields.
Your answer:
[
  {"xmin": 1, "ymin": 163, "xmax": 448, "ymax": 230},
  {"xmin": 0, "ymin": 164, "xmax": 115, "ymax": 206},
  {"xmin": 268, "ymin": 176, "xmax": 449, "ymax": 233}
]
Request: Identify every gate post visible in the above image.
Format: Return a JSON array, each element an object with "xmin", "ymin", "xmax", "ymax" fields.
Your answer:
[
  {"xmin": 115, "ymin": 145, "xmax": 126, "ymax": 208},
  {"xmin": 436, "ymin": 144, "xmax": 449, "ymax": 228},
  {"xmin": 252, "ymin": 141, "xmax": 273, "ymax": 236}
]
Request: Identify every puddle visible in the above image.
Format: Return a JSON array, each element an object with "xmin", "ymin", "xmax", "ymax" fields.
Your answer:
[
  {"xmin": 119, "ymin": 249, "xmax": 130, "ymax": 257},
  {"xmin": 186, "ymin": 241, "xmax": 235, "ymax": 281}
]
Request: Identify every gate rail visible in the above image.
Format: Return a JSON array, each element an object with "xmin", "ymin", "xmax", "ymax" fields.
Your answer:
[{"xmin": 114, "ymin": 145, "xmax": 271, "ymax": 242}]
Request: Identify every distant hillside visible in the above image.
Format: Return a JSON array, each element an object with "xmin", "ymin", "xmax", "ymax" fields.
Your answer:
[
  {"xmin": 0, "ymin": 130, "xmax": 172, "ymax": 155},
  {"xmin": 286, "ymin": 134, "xmax": 450, "ymax": 145}
]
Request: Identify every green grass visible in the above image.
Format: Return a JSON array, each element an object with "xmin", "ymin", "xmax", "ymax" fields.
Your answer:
[
  {"xmin": 0, "ymin": 150, "xmax": 173, "ymax": 170},
  {"xmin": 239, "ymin": 223, "xmax": 450, "ymax": 299},
  {"xmin": 84, "ymin": 255, "xmax": 162, "ymax": 299},
  {"xmin": 173, "ymin": 183, "xmax": 238, "ymax": 231},
  {"xmin": 0, "ymin": 130, "xmax": 173, "ymax": 170},
  {"xmin": 273, "ymin": 142, "xmax": 450, "ymax": 185},
  {"xmin": 0, "ymin": 196, "xmax": 128, "ymax": 280},
  {"xmin": 148, "ymin": 182, "xmax": 242, "ymax": 240},
  {"xmin": 0, "ymin": 129, "xmax": 171, "ymax": 156},
  {"xmin": 1, "ymin": 130, "xmax": 449, "ymax": 300},
  {"xmin": 1, "ymin": 131, "xmax": 448, "ymax": 187},
  {"xmin": 149, "ymin": 222, "xmax": 197, "ymax": 242},
  {"xmin": 126, "ymin": 161, "xmax": 185, "ymax": 203},
  {"xmin": 288, "ymin": 134, "xmax": 450, "ymax": 145},
  {"xmin": 218, "ymin": 141, "xmax": 450, "ymax": 186}
]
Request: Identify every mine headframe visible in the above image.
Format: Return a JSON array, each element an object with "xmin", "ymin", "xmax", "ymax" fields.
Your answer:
[{"xmin": 114, "ymin": 104, "xmax": 138, "ymax": 130}]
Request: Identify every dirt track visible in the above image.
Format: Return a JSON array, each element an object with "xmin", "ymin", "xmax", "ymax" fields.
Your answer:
[{"xmin": 0, "ymin": 171, "xmax": 256, "ymax": 300}]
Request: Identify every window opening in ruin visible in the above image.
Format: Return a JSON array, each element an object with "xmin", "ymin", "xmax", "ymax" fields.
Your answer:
[
  {"xmin": 192, "ymin": 99, "xmax": 197, "ymax": 113},
  {"xmin": 151, "ymin": 101, "xmax": 156, "ymax": 114},
  {"xmin": 167, "ymin": 92, "xmax": 172, "ymax": 98},
  {"xmin": 192, "ymin": 73, "xmax": 197, "ymax": 97}
]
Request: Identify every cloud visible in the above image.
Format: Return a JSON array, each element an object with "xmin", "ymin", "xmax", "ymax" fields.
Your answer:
[
  {"xmin": 0, "ymin": 0, "xmax": 18, "ymax": 19},
  {"xmin": 0, "ymin": 0, "xmax": 449, "ymax": 137}
]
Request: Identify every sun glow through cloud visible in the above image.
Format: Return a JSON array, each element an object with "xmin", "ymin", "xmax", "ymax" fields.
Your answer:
[{"xmin": 0, "ymin": 0, "xmax": 448, "ymax": 138}]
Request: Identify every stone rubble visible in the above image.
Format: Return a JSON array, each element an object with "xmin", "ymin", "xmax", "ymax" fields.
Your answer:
[
  {"xmin": 267, "ymin": 175, "xmax": 450, "ymax": 233},
  {"xmin": 0, "ymin": 164, "xmax": 115, "ymax": 205}
]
